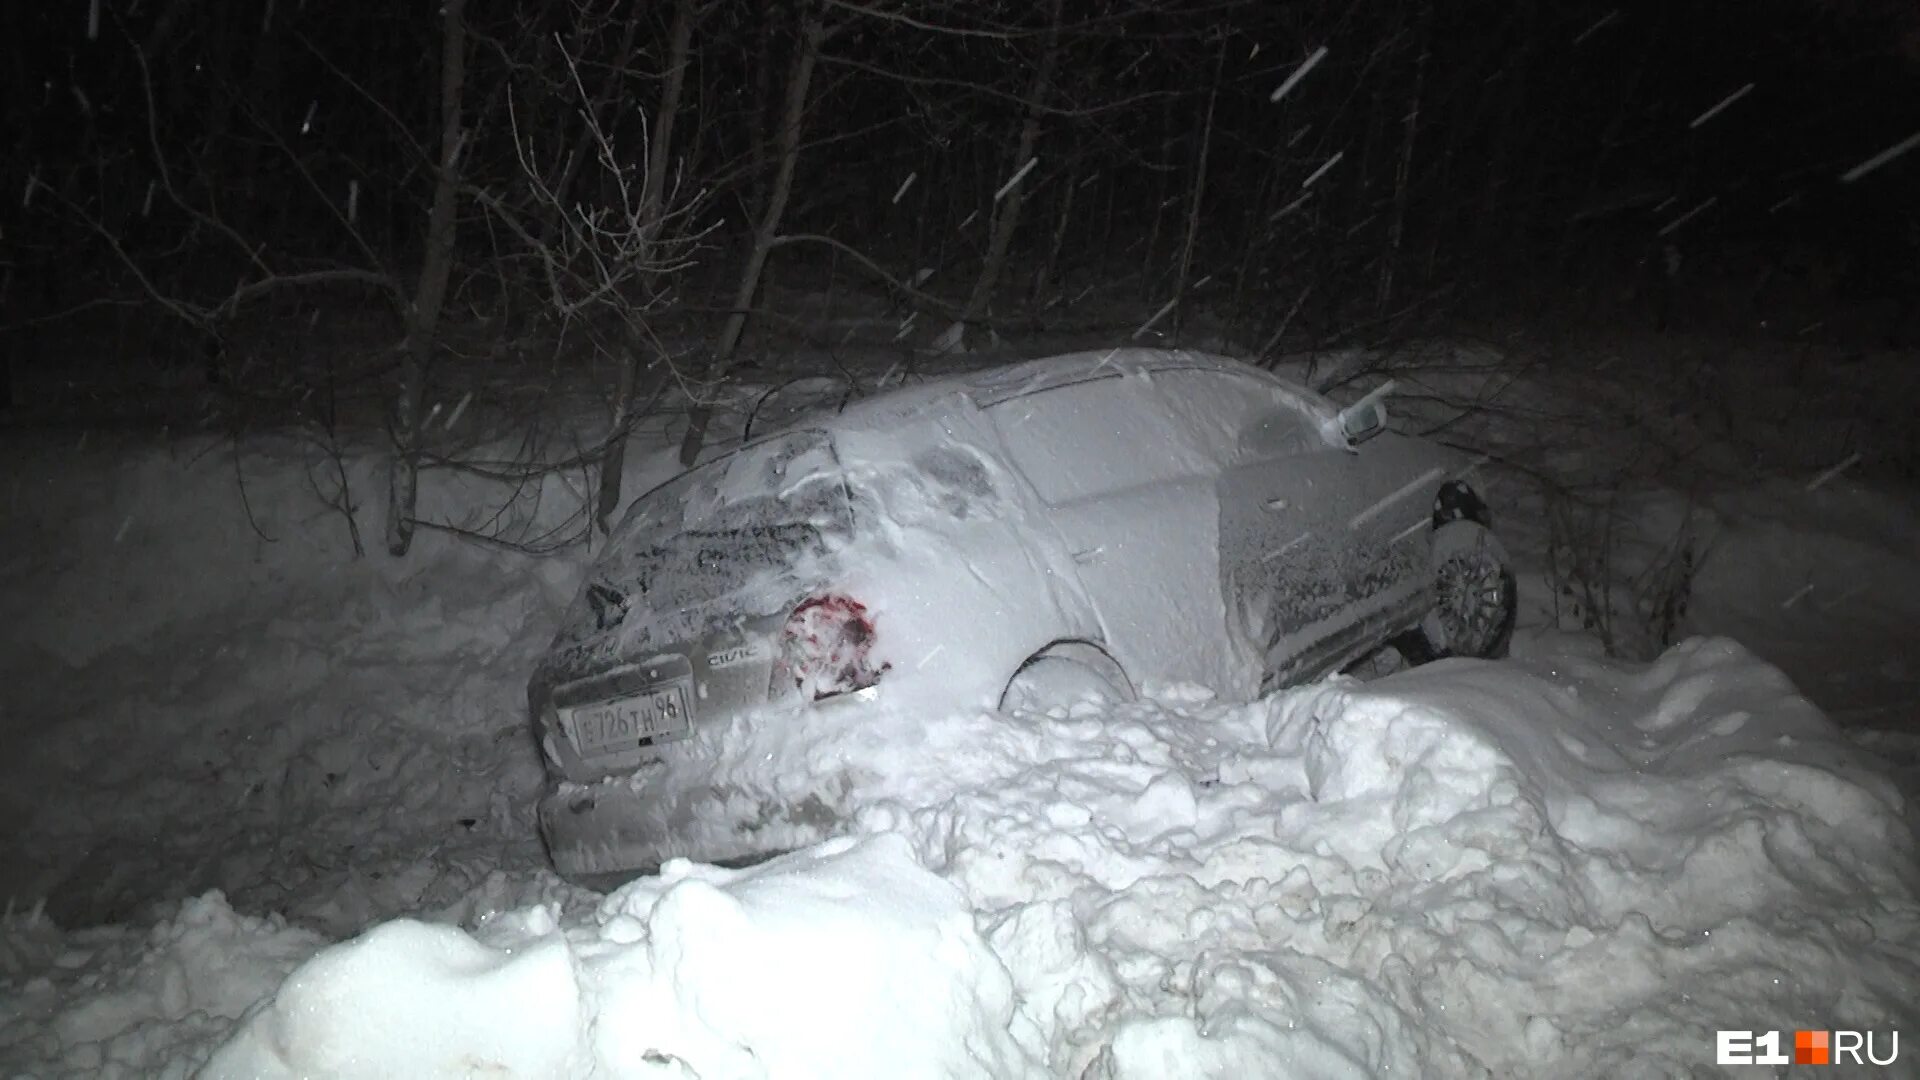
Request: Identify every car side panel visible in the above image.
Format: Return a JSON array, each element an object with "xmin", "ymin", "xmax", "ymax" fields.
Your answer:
[
  {"xmin": 1035, "ymin": 481, "xmax": 1252, "ymax": 698},
  {"xmin": 981, "ymin": 374, "xmax": 1256, "ymax": 697},
  {"xmin": 1216, "ymin": 452, "xmax": 1354, "ymax": 689},
  {"xmin": 1313, "ymin": 433, "xmax": 1459, "ymax": 667},
  {"xmin": 828, "ymin": 397, "xmax": 1108, "ymax": 707},
  {"xmin": 1218, "ymin": 434, "xmax": 1452, "ymax": 686}
]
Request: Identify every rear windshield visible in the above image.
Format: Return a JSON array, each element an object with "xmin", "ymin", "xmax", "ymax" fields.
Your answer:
[
  {"xmin": 560, "ymin": 431, "xmax": 853, "ymax": 650},
  {"xmin": 628, "ymin": 429, "xmax": 848, "ymax": 539}
]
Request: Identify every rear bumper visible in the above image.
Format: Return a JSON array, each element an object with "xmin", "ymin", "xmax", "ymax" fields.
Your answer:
[
  {"xmin": 538, "ymin": 778, "xmax": 680, "ymax": 883},
  {"xmin": 537, "ymin": 756, "xmax": 851, "ymax": 885}
]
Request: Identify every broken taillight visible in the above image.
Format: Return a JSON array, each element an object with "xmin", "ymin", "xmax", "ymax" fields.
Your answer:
[{"xmin": 777, "ymin": 595, "xmax": 889, "ymax": 700}]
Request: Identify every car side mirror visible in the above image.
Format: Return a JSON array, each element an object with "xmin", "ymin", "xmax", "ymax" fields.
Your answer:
[
  {"xmin": 1336, "ymin": 379, "xmax": 1395, "ymax": 446},
  {"xmin": 1338, "ymin": 399, "xmax": 1387, "ymax": 444}
]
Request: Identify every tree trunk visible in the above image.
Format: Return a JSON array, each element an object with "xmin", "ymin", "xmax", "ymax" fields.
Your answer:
[
  {"xmin": 388, "ymin": 0, "xmax": 466, "ymax": 557},
  {"xmin": 1032, "ymin": 171, "xmax": 1075, "ymax": 307},
  {"xmin": 946, "ymin": 0, "xmax": 1064, "ymax": 349},
  {"xmin": 678, "ymin": 3, "xmax": 825, "ymax": 468},
  {"xmin": 1140, "ymin": 93, "xmax": 1174, "ymax": 304},
  {"xmin": 1172, "ymin": 38, "xmax": 1226, "ymax": 344},
  {"xmin": 598, "ymin": 0, "xmax": 696, "ymax": 534},
  {"xmin": 747, "ymin": 0, "xmax": 776, "ymax": 219},
  {"xmin": 1377, "ymin": 22, "xmax": 1428, "ymax": 315},
  {"xmin": 1231, "ymin": 166, "xmax": 1275, "ymax": 337}
]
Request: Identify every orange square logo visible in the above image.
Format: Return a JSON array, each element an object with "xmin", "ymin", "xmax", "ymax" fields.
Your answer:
[{"xmin": 1796, "ymin": 1029, "xmax": 1830, "ymax": 1065}]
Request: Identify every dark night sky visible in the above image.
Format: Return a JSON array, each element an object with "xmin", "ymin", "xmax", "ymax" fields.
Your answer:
[{"xmin": 4, "ymin": 0, "xmax": 1917, "ymax": 359}]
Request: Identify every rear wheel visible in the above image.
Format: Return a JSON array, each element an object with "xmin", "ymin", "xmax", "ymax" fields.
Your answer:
[
  {"xmin": 1395, "ymin": 520, "xmax": 1518, "ymax": 663},
  {"xmin": 999, "ymin": 646, "xmax": 1134, "ymax": 712}
]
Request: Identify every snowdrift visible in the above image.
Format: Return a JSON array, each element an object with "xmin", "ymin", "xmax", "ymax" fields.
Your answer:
[
  {"xmin": 4, "ymin": 412, "xmax": 1917, "ymax": 1078},
  {"xmin": 7, "ymin": 634, "xmax": 1914, "ymax": 1077},
  {"xmin": 0, "ymin": 432, "xmax": 591, "ymax": 927}
]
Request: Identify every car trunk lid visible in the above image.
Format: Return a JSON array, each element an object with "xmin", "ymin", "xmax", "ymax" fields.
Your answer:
[{"xmin": 532, "ymin": 430, "xmax": 854, "ymax": 777}]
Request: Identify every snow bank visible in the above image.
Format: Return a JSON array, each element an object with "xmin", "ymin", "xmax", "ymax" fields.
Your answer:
[
  {"xmin": 12, "ymin": 635, "xmax": 1911, "ymax": 1077},
  {"xmin": 847, "ymin": 636, "xmax": 1914, "ymax": 1077},
  {"xmin": 0, "ymin": 893, "xmax": 321, "ymax": 1078},
  {"xmin": 5, "ymin": 403, "xmax": 1917, "ymax": 1077},
  {"xmin": 1687, "ymin": 479, "xmax": 1920, "ymax": 725},
  {"xmin": 203, "ymin": 834, "xmax": 1039, "ymax": 1079},
  {"xmin": 1, "ymin": 433, "xmax": 583, "ymax": 926}
]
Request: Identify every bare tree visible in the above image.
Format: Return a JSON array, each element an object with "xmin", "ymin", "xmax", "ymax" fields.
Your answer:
[
  {"xmin": 938, "ymin": 0, "xmax": 1065, "ymax": 352},
  {"xmin": 446, "ymin": 0, "xmax": 712, "ymax": 548},
  {"xmin": 388, "ymin": 0, "xmax": 469, "ymax": 557},
  {"xmin": 678, "ymin": 0, "xmax": 828, "ymax": 467},
  {"xmin": 596, "ymin": 0, "xmax": 700, "ymax": 532},
  {"xmin": 1170, "ymin": 35, "xmax": 1227, "ymax": 343}
]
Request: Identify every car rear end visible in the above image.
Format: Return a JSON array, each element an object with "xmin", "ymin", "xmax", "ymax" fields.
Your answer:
[{"xmin": 528, "ymin": 429, "xmax": 890, "ymax": 880}]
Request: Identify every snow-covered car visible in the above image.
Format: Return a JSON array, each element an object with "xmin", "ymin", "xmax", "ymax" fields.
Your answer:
[{"xmin": 528, "ymin": 348, "xmax": 1517, "ymax": 881}]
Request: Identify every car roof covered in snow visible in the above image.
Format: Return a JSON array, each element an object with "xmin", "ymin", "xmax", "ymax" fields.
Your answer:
[{"xmin": 817, "ymin": 347, "xmax": 1323, "ymax": 434}]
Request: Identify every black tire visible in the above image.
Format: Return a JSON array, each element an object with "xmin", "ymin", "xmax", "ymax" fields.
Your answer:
[
  {"xmin": 1000, "ymin": 652, "xmax": 1133, "ymax": 712},
  {"xmin": 1395, "ymin": 520, "xmax": 1518, "ymax": 663}
]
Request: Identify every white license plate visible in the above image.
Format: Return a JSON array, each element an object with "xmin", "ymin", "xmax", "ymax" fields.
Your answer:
[{"xmin": 561, "ymin": 679, "xmax": 694, "ymax": 757}]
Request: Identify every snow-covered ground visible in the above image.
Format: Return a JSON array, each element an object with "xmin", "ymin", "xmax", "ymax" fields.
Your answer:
[{"xmin": 3, "ymin": 341, "xmax": 1917, "ymax": 1077}]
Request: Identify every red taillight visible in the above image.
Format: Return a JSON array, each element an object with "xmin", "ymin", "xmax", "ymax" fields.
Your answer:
[{"xmin": 778, "ymin": 595, "xmax": 889, "ymax": 701}]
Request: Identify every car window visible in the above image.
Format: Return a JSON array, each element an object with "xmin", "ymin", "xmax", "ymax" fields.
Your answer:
[
  {"xmin": 985, "ymin": 374, "xmax": 1201, "ymax": 504},
  {"xmin": 1150, "ymin": 369, "xmax": 1329, "ymax": 463}
]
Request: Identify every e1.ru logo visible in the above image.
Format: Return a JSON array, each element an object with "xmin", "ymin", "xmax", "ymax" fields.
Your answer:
[{"xmin": 1717, "ymin": 1029, "xmax": 1900, "ymax": 1066}]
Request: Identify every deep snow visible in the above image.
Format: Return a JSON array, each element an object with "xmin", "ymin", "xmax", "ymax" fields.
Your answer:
[{"xmin": 3, "ymin": 343, "xmax": 1918, "ymax": 1077}]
